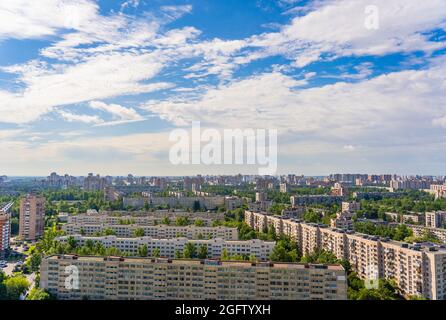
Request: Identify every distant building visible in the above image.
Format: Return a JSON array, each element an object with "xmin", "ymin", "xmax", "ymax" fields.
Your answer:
[
  {"xmin": 341, "ymin": 201, "xmax": 360, "ymax": 213},
  {"xmin": 385, "ymin": 212, "xmax": 423, "ymax": 224},
  {"xmin": 19, "ymin": 195, "xmax": 45, "ymax": 241},
  {"xmin": 224, "ymin": 197, "xmax": 244, "ymax": 210},
  {"xmin": 83, "ymin": 173, "xmax": 108, "ymax": 191},
  {"xmin": 255, "ymin": 192, "xmax": 267, "ymax": 202},
  {"xmin": 279, "ymin": 183, "xmax": 289, "ymax": 193},
  {"xmin": 290, "ymin": 195, "xmax": 344, "ymax": 206},
  {"xmin": 430, "ymin": 184, "xmax": 446, "ymax": 199},
  {"xmin": 330, "ymin": 211, "xmax": 354, "ymax": 230},
  {"xmin": 390, "ymin": 179, "xmax": 429, "ymax": 191},
  {"xmin": 0, "ymin": 210, "xmax": 10, "ymax": 256},
  {"xmin": 425, "ymin": 211, "xmax": 446, "ymax": 228},
  {"xmin": 104, "ymin": 186, "xmax": 122, "ymax": 202},
  {"xmin": 331, "ymin": 183, "xmax": 348, "ymax": 197}
]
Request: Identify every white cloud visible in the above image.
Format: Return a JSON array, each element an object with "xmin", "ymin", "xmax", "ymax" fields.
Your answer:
[
  {"xmin": 121, "ymin": 0, "xmax": 140, "ymax": 11},
  {"xmin": 0, "ymin": 52, "xmax": 172, "ymax": 124},
  {"xmin": 433, "ymin": 116, "xmax": 446, "ymax": 128},
  {"xmin": 0, "ymin": 0, "xmax": 98, "ymax": 40},
  {"xmin": 58, "ymin": 111, "xmax": 103, "ymax": 124},
  {"xmin": 89, "ymin": 101, "xmax": 144, "ymax": 122},
  {"xmin": 241, "ymin": 0, "xmax": 446, "ymax": 68},
  {"xmin": 145, "ymin": 58, "xmax": 446, "ymax": 150},
  {"xmin": 343, "ymin": 145, "xmax": 355, "ymax": 151},
  {"xmin": 160, "ymin": 5, "xmax": 193, "ymax": 21}
]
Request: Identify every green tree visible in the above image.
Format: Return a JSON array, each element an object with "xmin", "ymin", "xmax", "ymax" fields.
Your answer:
[
  {"xmin": 175, "ymin": 217, "xmax": 189, "ymax": 226},
  {"xmin": 269, "ymin": 240, "xmax": 299, "ymax": 262},
  {"xmin": 104, "ymin": 228, "xmax": 116, "ymax": 236},
  {"xmin": 198, "ymin": 245, "xmax": 208, "ymax": 259},
  {"xmin": 133, "ymin": 228, "xmax": 145, "ymax": 237},
  {"xmin": 4, "ymin": 276, "xmax": 30, "ymax": 300},
  {"xmin": 26, "ymin": 287, "xmax": 52, "ymax": 300},
  {"xmin": 183, "ymin": 243, "xmax": 197, "ymax": 259},
  {"xmin": 194, "ymin": 219, "xmax": 204, "ymax": 227},
  {"xmin": 221, "ymin": 248, "xmax": 230, "ymax": 261},
  {"xmin": 152, "ymin": 248, "xmax": 160, "ymax": 258},
  {"xmin": 175, "ymin": 250, "xmax": 183, "ymax": 259},
  {"xmin": 137, "ymin": 245, "xmax": 148, "ymax": 257},
  {"xmin": 29, "ymin": 253, "xmax": 42, "ymax": 273}
]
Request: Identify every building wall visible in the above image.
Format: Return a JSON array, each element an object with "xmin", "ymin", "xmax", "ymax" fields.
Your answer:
[
  {"xmin": 56, "ymin": 235, "xmax": 275, "ymax": 261},
  {"xmin": 40, "ymin": 255, "xmax": 347, "ymax": 300},
  {"xmin": 19, "ymin": 195, "xmax": 45, "ymax": 241},
  {"xmin": 245, "ymin": 210, "xmax": 446, "ymax": 299},
  {"xmin": 68, "ymin": 211, "xmax": 224, "ymax": 227},
  {"xmin": 0, "ymin": 212, "xmax": 10, "ymax": 254},
  {"xmin": 62, "ymin": 223, "xmax": 238, "ymax": 240}
]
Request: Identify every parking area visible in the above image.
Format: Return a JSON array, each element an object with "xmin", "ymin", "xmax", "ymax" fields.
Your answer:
[{"xmin": 1, "ymin": 261, "xmax": 17, "ymax": 276}]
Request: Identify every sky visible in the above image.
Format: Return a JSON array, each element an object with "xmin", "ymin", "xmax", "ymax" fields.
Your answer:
[{"xmin": 0, "ymin": 0, "xmax": 446, "ymax": 176}]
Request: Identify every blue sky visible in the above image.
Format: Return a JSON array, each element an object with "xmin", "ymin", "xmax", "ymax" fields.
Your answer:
[{"xmin": 0, "ymin": 0, "xmax": 446, "ymax": 176}]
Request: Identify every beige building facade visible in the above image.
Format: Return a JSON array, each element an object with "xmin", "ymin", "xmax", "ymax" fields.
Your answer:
[{"xmin": 40, "ymin": 255, "xmax": 347, "ymax": 300}]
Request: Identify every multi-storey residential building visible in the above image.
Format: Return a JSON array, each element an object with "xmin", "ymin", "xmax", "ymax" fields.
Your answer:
[
  {"xmin": 123, "ymin": 196, "xmax": 225, "ymax": 210},
  {"xmin": 386, "ymin": 212, "xmax": 423, "ymax": 224},
  {"xmin": 0, "ymin": 210, "xmax": 10, "ymax": 257},
  {"xmin": 245, "ymin": 210, "xmax": 446, "ymax": 299},
  {"xmin": 255, "ymin": 192, "xmax": 267, "ymax": 202},
  {"xmin": 67, "ymin": 210, "xmax": 224, "ymax": 227},
  {"xmin": 279, "ymin": 183, "xmax": 289, "ymax": 193},
  {"xmin": 408, "ymin": 225, "xmax": 446, "ymax": 243},
  {"xmin": 425, "ymin": 211, "xmax": 446, "ymax": 228},
  {"xmin": 62, "ymin": 223, "xmax": 238, "ymax": 240},
  {"xmin": 341, "ymin": 201, "xmax": 360, "ymax": 213},
  {"xmin": 83, "ymin": 173, "xmax": 108, "ymax": 191},
  {"xmin": 224, "ymin": 196, "xmax": 244, "ymax": 210},
  {"xmin": 429, "ymin": 183, "xmax": 446, "ymax": 199},
  {"xmin": 390, "ymin": 179, "xmax": 430, "ymax": 191},
  {"xmin": 330, "ymin": 216, "xmax": 354, "ymax": 230},
  {"xmin": 282, "ymin": 206, "xmax": 306, "ymax": 219},
  {"xmin": 248, "ymin": 200, "xmax": 272, "ymax": 213},
  {"xmin": 56, "ymin": 236, "xmax": 275, "ymax": 260},
  {"xmin": 331, "ymin": 183, "xmax": 348, "ymax": 197},
  {"xmin": 290, "ymin": 195, "xmax": 344, "ymax": 206},
  {"xmin": 40, "ymin": 255, "xmax": 347, "ymax": 300},
  {"xmin": 19, "ymin": 195, "xmax": 45, "ymax": 241}
]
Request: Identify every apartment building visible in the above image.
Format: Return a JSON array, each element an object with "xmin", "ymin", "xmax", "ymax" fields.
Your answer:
[
  {"xmin": 56, "ymin": 235, "xmax": 275, "ymax": 261},
  {"xmin": 290, "ymin": 195, "xmax": 344, "ymax": 206},
  {"xmin": 0, "ymin": 211, "xmax": 10, "ymax": 256},
  {"xmin": 386, "ymin": 212, "xmax": 423, "ymax": 224},
  {"xmin": 123, "ymin": 196, "xmax": 225, "ymax": 210},
  {"xmin": 40, "ymin": 255, "xmax": 347, "ymax": 300},
  {"xmin": 279, "ymin": 183, "xmax": 289, "ymax": 193},
  {"xmin": 62, "ymin": 223, "xmax": 238, "ymax": 240},
  {"xmin": 429, "ymin": 184, "xmax": 446, "ymax": 199},
  {"xmin": 425, "ymin": 211, "xmax": 446, "ymax": 228},
  {"xmin": 19, "ymin": 195, "xmax": 45, "ymax": 241},
  {"xmin": 330, "ymin": 211, "xmax": 354, "ymax": 230},
  {"xmin": 67, "ymin": 210, "xmax": 224, "ymax": 227},
  {"xmin": 341, "ymin": 201, "xmax": 360, "ymax": 213},
  {"xmin": 224, "ymin": 196, "xmax": 244, "ymax": 210},
  {"xmin": 408, "ymin": 224, "xmax": 446, "ymax": 243},
  {"xmin": 245, "ymin": 210, "xmax": 446, "ymax": 299}
]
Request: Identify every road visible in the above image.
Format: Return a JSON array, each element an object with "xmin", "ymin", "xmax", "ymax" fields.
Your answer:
[{"xmin": 2, "ymin": 261, "xmax": 17, "ymax": 276}]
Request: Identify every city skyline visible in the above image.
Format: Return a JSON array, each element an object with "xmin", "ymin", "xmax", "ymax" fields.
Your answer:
[{"xmin": 1, "ymin": 0, "xmax": 446, "ymax": 175}]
